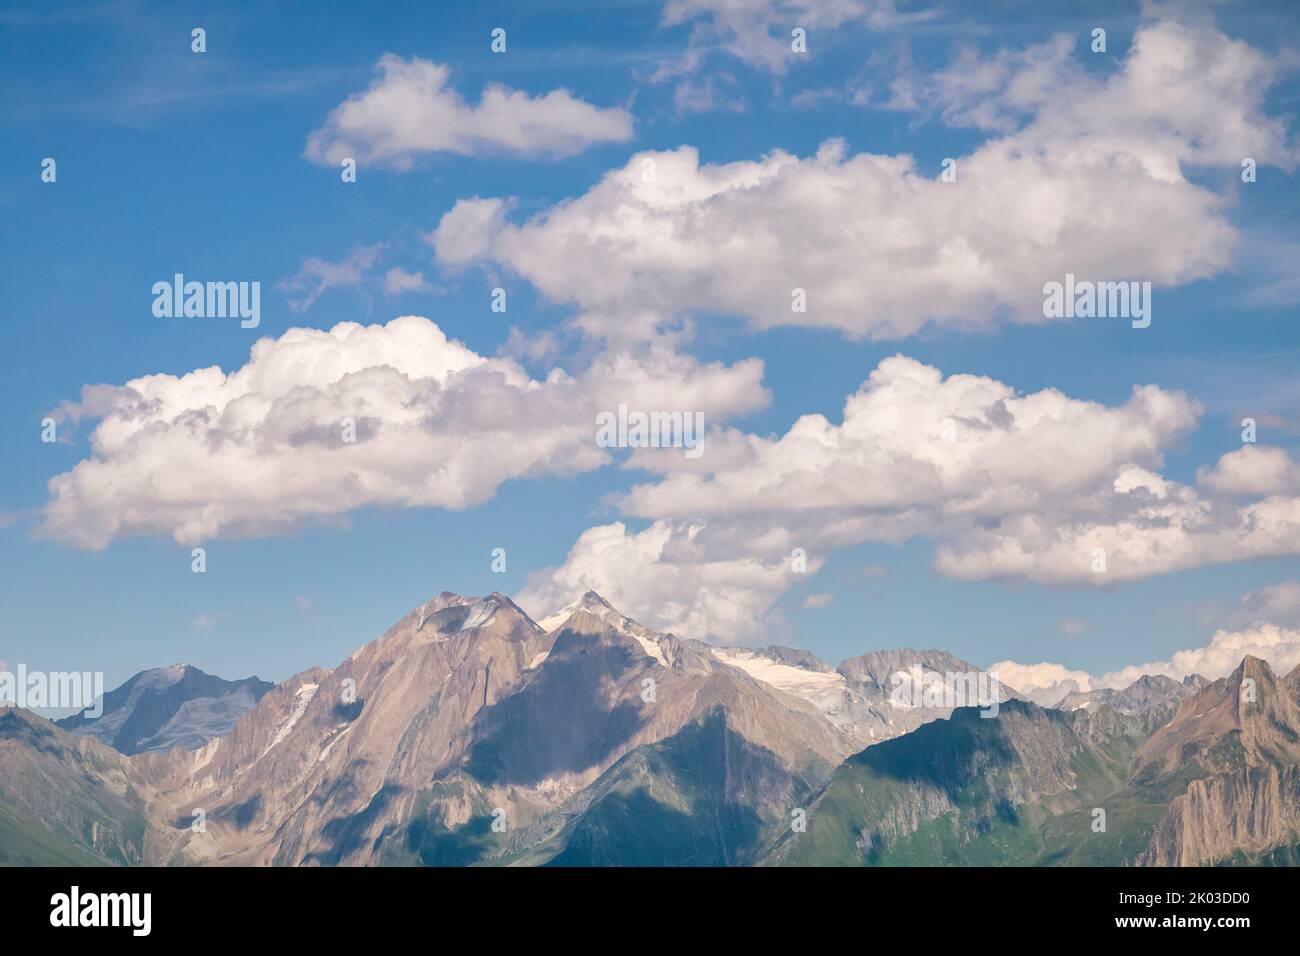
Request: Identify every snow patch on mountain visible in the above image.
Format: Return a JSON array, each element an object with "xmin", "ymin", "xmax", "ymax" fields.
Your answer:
[
  {"xmin": 630, "ymin": 634, "xmax": 669, "ymax": 667},
  {"xmin": 318, "ymin": 725, "xmax": 353, "ymax": 763},
  {"xmin": 459, "ymin": 599, "xmax": 499, "ymax": 631},
  {"xmin": 138, "ymin": 664, "xmax": 188, "ymax": 689},
  {"xmin": 711, "ymin": 648, "xmax": 848, "ymax": 713},
  {"xmin": 536, "ymin": 603, "xmax": 581, "ymax": 634},
  {"xmin": 265, "ymin": 683, "xmax": 319, "ymax": 756}
]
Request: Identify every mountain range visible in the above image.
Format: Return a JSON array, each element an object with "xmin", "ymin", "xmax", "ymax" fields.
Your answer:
[{"xmin": 3, "ymin": 590, "xmax": 1298, "ymax": 867}]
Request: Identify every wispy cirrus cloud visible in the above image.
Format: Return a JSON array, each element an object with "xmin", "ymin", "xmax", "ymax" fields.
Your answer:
[
  {"xmin": 382, "ymin": 267, "xmax": 431, "ymax": 297},
  {"xmin": 656, "ymin": 0, "xmax": 933, "ymax": 77},
  {"xmin": 280, "ymin": 245, "xmax": 385, "ymax": 313}
]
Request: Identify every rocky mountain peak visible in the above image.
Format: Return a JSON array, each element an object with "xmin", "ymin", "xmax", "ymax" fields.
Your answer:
[
  {"xmin": 1235, "ymin": 653, "xmax": 1275, "ymax": 684},
  {"xmin": 1135, "ymin": 655, "xmax": 1300, "ymax": 779},
  {"xmin": 835, "ymin": 648, "xmax": 983, "ymax": 688},
  {"xmin": 535, "ymin": 590, "xmax": 626, "ymax": 632},
  {"xmin": 579, "ymin": 589, "xmax": 613, "ymax": 607},
  {"xmin": 751, "ymin": 646, "xmax": 835, "ymax": 673},
  {"xmin": 387, "ymin": 591, "xmax": 544, "ymax": 646}
]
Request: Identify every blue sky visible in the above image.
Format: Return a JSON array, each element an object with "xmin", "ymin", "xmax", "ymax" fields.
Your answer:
[{"xmin": 2, "ymin": 0, "xmax": 1299, "ymax": 700}]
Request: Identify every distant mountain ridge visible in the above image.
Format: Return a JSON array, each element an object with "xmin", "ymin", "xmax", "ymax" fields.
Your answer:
[
  {"xmin": 1056, "ymin": 673, "xmax": 1208, "ymax": 715},
  {"xmin": 4, "ymin": 590, "xmax": 1298, "ymax": 868},
  {"xmin": 767, "ymin": 656, "xmax": 1300, "ymax": 867},
  {"xmin": 711, "ymin": 644, "xmax": 1023, "ymax": 748},
  {"xmin": 56, "ymin": 664, "xmax": 273, "ymax": 755}
]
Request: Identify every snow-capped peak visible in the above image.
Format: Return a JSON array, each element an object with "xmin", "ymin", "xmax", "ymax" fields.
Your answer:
[
  {"xmin": 137, "ymin": 663, "xmax": 189, "ymax": 690},
  {"xmin": 537, "ymin": 592, "xmax": 668, "ymax": 666},
  {"xmin": 535, "ymin": 591, "xmax": 613, "ymax": 633}
]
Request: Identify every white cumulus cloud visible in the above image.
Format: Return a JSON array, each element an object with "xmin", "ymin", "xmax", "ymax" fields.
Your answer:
[
  {"xmin": 1100, "ymin": 623, "xmax": 1300, "ymax": 688},
  {"xmin": 39, "ymin": 316, "xmax": 766, "ymax": 549},
  {"xmin": 525, "ymin": 356, "xmax": 1300, "ymax": 640},
  {"xmin": 1197, "ymin": 444, "xmax": 1300, "ymax": 496},
  {"xmin": 305, "ymin": 56, "xmax": 633, "ymax": 168},
  {"xmin": 986, "ymin": 660, "xmax": 1094, "ymax": 706},
  {"xmin": 431, "ymin": 20, "xmax": 1290, "ymax": 343},
  {"xmin": 518, "ymin": 520, "xmax": 811, "ymax": 643},
  {"xmin": 1004, "ymin": 621, "xmax": 1300, "ymax": 706}
]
